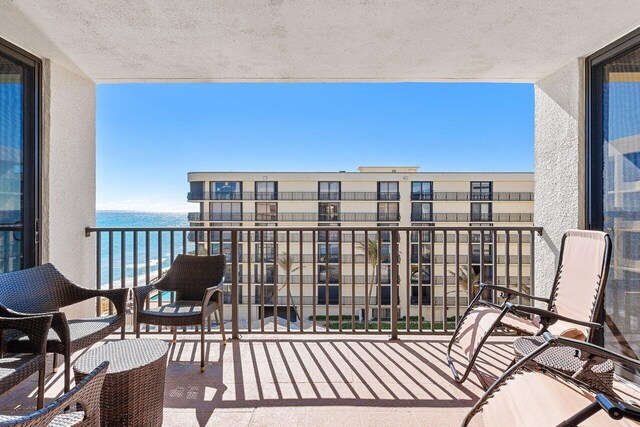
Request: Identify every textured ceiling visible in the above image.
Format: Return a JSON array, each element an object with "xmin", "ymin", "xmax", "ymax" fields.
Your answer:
[{"xmin": 2, "ymin": 1, "xmax": 640, "ymax": 83}]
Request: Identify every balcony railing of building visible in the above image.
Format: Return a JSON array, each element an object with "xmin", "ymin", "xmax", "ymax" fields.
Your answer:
[
  {"xmin": 187, "ymin": 191, "xmax": 402, "ymax": 201},
  {"xmin": 187, "ymin": 191, "xmax": 533, "ymax": 202},
  {"xmin": 188, "ymin": 212, "xmax": 533, "ymax": 223},
  {"xmin": 86, "ymin": 225, "xmax": 541, "ymax": 338},
  {"xmin": 187, "ymin": 212, "xmax": 403, "ymax": 222}
]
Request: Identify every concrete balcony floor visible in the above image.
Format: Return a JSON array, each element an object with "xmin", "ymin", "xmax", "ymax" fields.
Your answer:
[{"xmin": 1, "ymin": 334, "xmax": 638, "ymax": 426}]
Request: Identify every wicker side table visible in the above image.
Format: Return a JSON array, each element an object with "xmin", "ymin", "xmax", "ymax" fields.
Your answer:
[
  {"xmin": 513, "ymin": 336, "xmax": 615, "ymax": 395},
  {"xmin": 73, "ymin": 338, "xmax": 169, "ymax": 427}
]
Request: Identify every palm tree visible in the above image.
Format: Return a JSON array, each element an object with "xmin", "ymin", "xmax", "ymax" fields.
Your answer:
[
  {"xmin": 275, "ymin": 252, "xmax": 301, "ymax": 322},
  {"xmin": 448, "ymin": 266, "xmax": 480, "ymax": 298},
  {"xmin": 357, "ymin": 238, "xmax": 378, "ymax": 323}
]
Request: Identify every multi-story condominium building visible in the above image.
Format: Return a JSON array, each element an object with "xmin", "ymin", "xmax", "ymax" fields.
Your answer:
[{"xmin": 187, "ymin": 166, "xmax": 534, "ymax": 327}]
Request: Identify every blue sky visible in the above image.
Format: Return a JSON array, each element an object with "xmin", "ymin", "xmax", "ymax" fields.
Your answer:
[{"xmin": 97, "ymin": 83, "xmax": 533, "ymax": 212}]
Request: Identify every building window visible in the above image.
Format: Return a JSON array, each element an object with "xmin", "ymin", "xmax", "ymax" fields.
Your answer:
[
  {"xmin": 255, "ymin": 181, "xmax": 277, "ymax": 200},
  {"xmin": 0, "ymin": 38, "xmax": 41, "ymax": 272},
  {"xmin": 470, "ymin": 202, "xmax": 492, "ymax": 221},
  {"xmin": 377, "ymin": 202, "xmax": 399, "ymax": 221},
  {"xmin": 211, "ymin": 181, "xmax": 242, "ymax": 200},
  {"xmin": 378, "ymin": 181, "xmax": 399, "ymax": 200},
  {"xmin": 471, "ymin": 181, "xmax": 493, "ymax": 200},
  {"xmin": 411, "ymin": 202, "xmax": 432, "ymax": 221},
  {"xmin": 256, "ymin": 202, "xmax": 277, "ymax": 221},
  {"xmin": 210, "ymin": 202, "xmax": 242, "ymax": 221},
  {"xmin": 411, "ymin": 181, "xmax": 433, "ymax": 200},
  {"xmin": 410, "ymin": 266, "xmax": 431, "ymax": 305},
  {"xmin": 318, "ymin": 181, "xmax": 340, "ymax": 200},
  {"xmin": 318, "ymin": 243, "xmax": 340, "ymax": 263},
  {"xmin": 318, "ymin": 202, "xmax": 339, "ymax": 221},
  {"xmin": 254, "ymin": 242, "xmax": 275, "ymax": 263}
]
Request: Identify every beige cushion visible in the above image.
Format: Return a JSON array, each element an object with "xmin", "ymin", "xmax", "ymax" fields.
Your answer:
[
  {"xmin": 456, "ymin": 306, "xmax": 539, "ymax": 361},
  {"xmin": 482, "ymin": 372, "xmax": 639, "ymax": 426}
]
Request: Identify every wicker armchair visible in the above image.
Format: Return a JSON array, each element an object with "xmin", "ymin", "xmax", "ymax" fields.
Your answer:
[
  {"xmin": 0, "ymin": 315, "xmax": 52, "ymax": 409},
  {"xmin": 133, "ymin": 254, "xmax": 226, "ymax": 372},
  {"xmin": 0, "ymin": 361, "xmax": 108, "ymax": 427},
  {"xmin": 0, "ymin": 264, "xmax": 129, "ymax": 393}
]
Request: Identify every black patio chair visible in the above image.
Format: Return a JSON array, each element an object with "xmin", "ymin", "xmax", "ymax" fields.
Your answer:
[
  {"xmin": 133, "ymin": 254, "xmax": 226, "ymax": 372},
  {"xmin": 0, "ymin": 264, "xmax": 128, "ymax": 392}
]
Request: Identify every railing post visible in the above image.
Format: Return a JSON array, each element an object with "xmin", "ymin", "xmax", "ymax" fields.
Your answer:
[
  {"xmin": 231, "ymin": 230, "xmax": 240, "ymax": 340},
  {"xmin": 390, "ymin": 229, "xmax": 399, "ymax": 341}
]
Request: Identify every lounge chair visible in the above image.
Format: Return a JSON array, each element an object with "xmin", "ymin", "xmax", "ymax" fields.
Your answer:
[
  {"xmin": 462, "ymin": 333, "xmax": 640, "ymax": 426},
  {"xmin": 447, "ymin": 230, "xmax": 611, "ymax": 384},
  {"xmin": 0, "ymin": 361, "xmax": 108, "ymax": 427},
  {"xmin": 0, "ymin": 264, "xmax": 129, "ymax": 392},
  {"xmin": 133, "ymin": 254, "xmax": 226, "ymax": 372},
  {"xmin": 0, "ymin": 315, "xmax": 51, "ymax": 409}
]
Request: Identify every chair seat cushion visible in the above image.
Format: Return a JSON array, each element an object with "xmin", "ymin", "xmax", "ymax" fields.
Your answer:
[
  {"xmin": 0, "ymin": 411, "xmax": 85, "ymax": 426},
  {"xmin": 8, "ymin": 315, "xmax": 120, "ymax": 355},
  {"xmin": 140, "ymin": 301, "xmax": 215, "ymax": 317},
  {"xmin": 0, "ymin": 354, "xmax": 43, "ymax": 394},
  {"xmin": 455, "ymin": 306, "xmax": 540, "ymax": 362},
  {"xmin": 481, "ymin": 372, "xmax": 639, "ymax": 426}
]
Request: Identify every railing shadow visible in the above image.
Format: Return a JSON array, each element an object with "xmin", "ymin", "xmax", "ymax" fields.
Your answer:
[{"xmin": 160, "ymin": 336, "xmax": 512, "ymax": 427}]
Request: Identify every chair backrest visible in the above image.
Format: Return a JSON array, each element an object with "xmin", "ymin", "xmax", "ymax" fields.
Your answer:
[
  {"xmin": 156, "ymin": 254, "xmax": 226, "ymax": 301},
  {"xmin": 0, "ymin": 361, "xmax": 109, "ymax": 427},
  {"xmin": 0, "ymin": 264, "xmax": 80, "ymax": 313},
  {"xmin": 546, "ymin": 230, "xmax": 612, "ymax": 341}
]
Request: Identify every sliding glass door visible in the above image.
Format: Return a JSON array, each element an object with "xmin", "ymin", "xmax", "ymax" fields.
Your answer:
[
  {"xmin": 588, "ymin": 29, "xmax": 640, "ymax": 381},
  {"xmin": 0, "ymin": 39, "xmax": 40, "ymax": 272}
]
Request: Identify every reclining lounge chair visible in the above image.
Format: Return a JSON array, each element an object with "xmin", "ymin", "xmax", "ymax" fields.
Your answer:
[
  {"xmin": 447, "ymin": 230, "xmax": 612, "ymax": 384},
  {"xmin": 463, "ymin": 333, "xmax": 640, "ymax": 426}
]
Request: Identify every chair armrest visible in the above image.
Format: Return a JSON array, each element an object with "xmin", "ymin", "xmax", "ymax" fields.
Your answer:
[
  {"xmin": 547, "ymin": 333, "xmax": 640, "ymax": 372},
  {"xmin": 505, "ymin": 303, "xmax": 603, "ymax": 331},
  {"xmin": 0, "ymin": 304, "xmax": 71, "ymax": 347},
  {"xmin": 0, "ymin": 315, "xmax": 52, "ymax": 354},
  {"xmin": 595, "ymin": 394, "xmax": 640, "ymax": 421},
  {"xmin": 78, "ymin": 287, "xmax": 130, "ymax": 315},
  {"xmin": 479, "ymin": 284, "xmax": 550, "ymax": 303},
  {"xmin": 201, "ymin": 278, "xmax": 225, "ymax": 308},
  {"xmin": 23, "ymin": 361, "xmax": 109, "ymax": 426},
  {"xmin": 132, "ymin": 285, "xmax": 156, "ymax": 311}
]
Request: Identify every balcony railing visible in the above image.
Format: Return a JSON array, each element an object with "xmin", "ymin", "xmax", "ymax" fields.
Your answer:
[
  {"xmin": 86, "ymin": 225, "xmax": 541, "ymax": 337},
  {"xmin": 186, "ymin": 191, "xmax": 535, "ymax": 202},
  {"xmin": 188, "ymin": 212, "xmax": 533, "ymax": 223},
  {"xmin": 188, "ymin": 191, "xmax": 401, "ymax": 201}
]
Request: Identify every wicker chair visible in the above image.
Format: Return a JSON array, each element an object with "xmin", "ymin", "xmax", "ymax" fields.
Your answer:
[
  {"xmin": 133, "ymin": 254, "xmax": 226, "ymax": 372},
  {"xmin": 463, "ymin": 333, "xmax": 640, "ymax": 426},
  {"xmin": 0, "ymin": 315, "xmax": 52, "ymax": 409},
  {"xmin": 0, "ymin": 361, "xmax": 108, "ymax": 427},
  {"xmin": 447, "ymin": 230, "xmax": 611, "ymax": 385},
  {"xmin": 0, "ymin": 264, "xmax": 129, "ymax": 393}
]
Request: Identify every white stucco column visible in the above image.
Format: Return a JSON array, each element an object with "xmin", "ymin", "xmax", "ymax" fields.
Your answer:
[
  {"xmin": 41, "ymin": 60, "xmax": 97, "ymax": 319},
  {"xmin": 533, "ymin": 59, "xmax": 585, "ymax": 299}
]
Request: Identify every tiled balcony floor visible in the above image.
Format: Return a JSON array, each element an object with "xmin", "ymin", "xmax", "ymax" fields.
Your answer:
[{"xmin": 2, "ymin": 333, "xmax": 624, "ymax": 427}]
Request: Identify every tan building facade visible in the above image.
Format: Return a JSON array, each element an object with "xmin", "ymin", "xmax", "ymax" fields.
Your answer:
[{"xmin": 187, "ymin": 167, "xmax": 534, "ymax": 327}]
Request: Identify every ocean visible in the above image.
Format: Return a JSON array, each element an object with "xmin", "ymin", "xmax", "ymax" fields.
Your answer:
[{"xmin": 96, "ymin": 211, "xmax": 191, "ymax": 287}]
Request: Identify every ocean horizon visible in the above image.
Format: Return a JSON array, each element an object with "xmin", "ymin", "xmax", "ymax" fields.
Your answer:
[{"xmin": 96, "ymin": 210, "xmax": 192, "ymax": 287}]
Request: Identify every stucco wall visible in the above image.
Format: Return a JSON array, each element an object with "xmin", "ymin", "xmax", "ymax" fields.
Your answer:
[
  {"xmin": 42, "ymin": 60, "xmax": 96, "ymax": 319},
  {"xmin": 534, "ymin": 59, "xmax": 585, "ymax": 299}
]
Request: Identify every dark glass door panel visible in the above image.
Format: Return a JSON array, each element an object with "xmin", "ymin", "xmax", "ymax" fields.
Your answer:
[
  {"xmin": 0, "ymin": 41, "xmax": 39, "ymax": 272},
  {"xmin": 590, "ymin": 33, "xmax": 640, "ymax": 381}
]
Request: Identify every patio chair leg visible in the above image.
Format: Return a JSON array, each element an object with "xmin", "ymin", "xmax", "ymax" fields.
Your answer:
[
  {"xmin": 219, "ymin": 303, "xmax": 226, "ymax": 344},
  {"xmin": 52, "ymin": 353, "xmax": 58, "ymax": 373},
  {"xmin": 135, "ymin": 321, "xmax": 141, "ymax": 339},
  {"xmin": 121, "ymin": 324, "xmax": 125, "ymax": 340},
  {"xmin": 200, "ymin": 321, "xmax": 206, "ymax": 372},
  {"xmin": 63, "ymin": 354, "xmax": 71, "ymax": 393},
  {"xmin": 37, "ymin": 366, "xmax": 45, "ymax": 409},
  {"xmin": 172, "ymin": 327, "xmax": 177, "ymax": 344}
]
